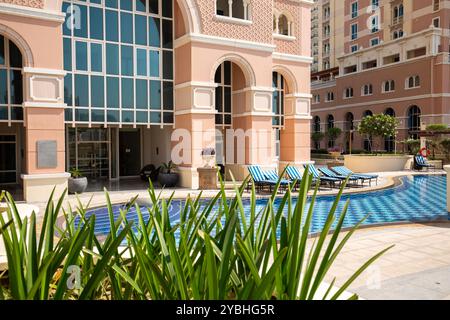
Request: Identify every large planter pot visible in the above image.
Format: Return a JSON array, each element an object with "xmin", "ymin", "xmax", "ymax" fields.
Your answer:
[
  {"xmin": 344, "ymin": 155, "xmax": 414, "ymax": 173},
  {"xmin": 158, "ymin": 173, "xmax": 179, "ymax": 188},
  {"xmin": 68, "ymin": 177, "xmax": 88, "ymax": 194}
]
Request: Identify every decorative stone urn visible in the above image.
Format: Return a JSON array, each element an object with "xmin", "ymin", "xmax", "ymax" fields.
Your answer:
[{"xmin": 68, "ymin": 177, "xmax": 88, "ymax": 194}]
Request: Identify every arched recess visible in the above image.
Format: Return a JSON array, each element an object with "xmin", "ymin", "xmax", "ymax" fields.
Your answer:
[
  {"xmin": 272, "ymin": 65, "xmax": 298, "ymax": 94},
  {"xmin": 0, "ymin": 24, "xmax": 34, "ymax": 67},
  {"xmin": 176, "ymin": 0, "xmax": 202, "ymax": 34},
  {"xmin": 210, "ymin": 53, "xmax": 256, "ymax": 88}
]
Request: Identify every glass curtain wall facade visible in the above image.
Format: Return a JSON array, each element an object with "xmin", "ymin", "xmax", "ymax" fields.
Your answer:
[{"xmin": 62, "ymin": 0, "xmax": 174, "ymax": 126}]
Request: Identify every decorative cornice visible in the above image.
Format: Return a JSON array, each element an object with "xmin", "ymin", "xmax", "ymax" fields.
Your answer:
[
  {"xmin": 174, "ymin": 33, "xmax": 276, "ymax": 53},
  {"xmin": 0, "ymin": 3, "xmax": 65, "ymax": 23},
  {"xmin": 273, "ymin": 52, "xmax": 313, "ymax": 64}
]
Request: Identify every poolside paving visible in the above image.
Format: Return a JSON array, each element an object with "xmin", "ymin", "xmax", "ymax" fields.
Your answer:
[{"xmin": 322, "ymin": 222, "xmax": 450, "ymax": 300}]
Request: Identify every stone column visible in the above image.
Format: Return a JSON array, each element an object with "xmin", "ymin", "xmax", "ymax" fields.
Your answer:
[
  {"xmin": 174, "ymin": 81, "xmax": 217, "ymax": 189},
  {"xmin": 21, "ymin": 67, "xmax": 69, "ymax": 202},
  {"xmin": 280, "ymin": 93, "xmax": 313, "ymax": 171}
]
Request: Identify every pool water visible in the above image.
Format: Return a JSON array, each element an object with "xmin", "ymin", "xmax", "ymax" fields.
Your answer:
[{"xmin": 77, "ymin": 175, "xmax": 449, "ymax": 237}]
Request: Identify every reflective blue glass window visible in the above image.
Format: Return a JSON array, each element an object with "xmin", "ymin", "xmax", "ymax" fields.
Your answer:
[
  {"xmin": 0, "ymin": 70, "xmax": 7, "ymax": 104},
  {"xmin": 136, "ymin": 79, "xmax": 148, "ymax": 109},
  {"xmin": 75, "ymin": 74, "xmax": 89, "ymax": 107},
  {"xmin": 62, "ymin": 2, "xmax": 72, "ymax": 36},
  {"xmin": 91, "ymin": 0, "xmax": 102, "ymax": 4},
  {"xmin": 136, "ymin": 111, "xmax": 148, "ymax": 123},
  {"xmin": 91, "ymin": 109, "xmax": 104, "ymax": 122},
  {"xmin": 106, "ymin": 10, "xmax": 118, "ymax": 42},
  {"xmin": 75, "ymin": 109, "xmax": 89, "ymax": 122},
  {"xmin": 63, "ymin": 38, "xmax": 72, "ymax": 71},
  {"xmin": 107, "ymin": 110, "xmax": 119, "ymax": 122},
  {"xmin": 10, "ymin": 70, "xmax": 23, "ymax": 104},
  {"xmin": 150, "ymin": 80, "xmax": 161, "ymax": 109},
  {"xmin": 136, "ymin": 49, "xmax": 147, "ymax": 76},
  {"xmin": 0, "ymin": 36, "xmax": 4, "ymax": 65},
  {"xmin": 76, "ymin": 41, "xmax": 88, "ymax": 70},
  {"xmin": 135, "ymin": 15, "xmax": 147, "ymax": 45},
  {"xmin": 90, "ymin": 7, "xmax": 103, "ymax": 40},
  {"xmin": 90, "ymin": 43, "xmax": 102, "ymax": 72},
  {"xmin": 121, "ymin": 78, "xmax": 134, "ymax": 108},
  {"xmin": 149, "ymin": 50, "xmax": 159, "ymax": 77},
  {"xmin": 9, "ymin": 41, "xmax": 22, "ymax": 68},
  {"xmin": 136, "ymin": 0, "xmax": 146, "ymax": 12},
  {"xmin": 122, "ymin": 111, "xmax": 134, "ymax": 122},
  {"xmin": 149, "ymin": 17, "xmax": 160, "ymax": 47},
  {"xmin": 91, "ymin": 76, "xmax": 104, "ymax": 108},
  {"xmin": 106, "ymin": 44, "xmax": 119, "ymax": 75},
  {"xmin": 107, "ymin": 77, "xmax": 119, "ymax": 108},
  {"xmin": 120, "ymin": 0, "xmax": 132, "ymax": 11},
  {"xmin": 0, "ymin": 107, "xmax": 6, "ymax": 120},
  {"xmin": 105, "ymin": 0, "xmax": 118, "ymax": 8},
  {"xmin": 121, "ymin": 45, "xmax": 133, "ymax": 76},
  {"xmin": 120, "ymin": 12, "xmax": 133, "ymax": 44},
  {"xmin": 65, "ymin": 109, "xmax": 73, "ymax": 121},
  {"xmin": 150, "ymin": 112, "xmax": 161, "ymax": 123},
  {"xmin": 64, "ymin": 74, "xmax": 73, "ymax": 106},
  {"xmin": 74, "ymin": 5, "xmax": 88, "ymax": 38}
]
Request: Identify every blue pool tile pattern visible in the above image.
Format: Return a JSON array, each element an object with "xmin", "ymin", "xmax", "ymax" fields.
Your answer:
[{"xmin": 76, "ymin": 175, "xmax": 449, "ymax": 237}]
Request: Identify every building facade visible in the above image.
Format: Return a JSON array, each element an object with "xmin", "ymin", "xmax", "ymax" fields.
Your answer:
[
  {"xmin": 0, "ymin": 0, "xmax": 313, "ymax": 201},
  {"xmin": 311, "ymin": 0, "xmax": 450, "ymax": 153}
]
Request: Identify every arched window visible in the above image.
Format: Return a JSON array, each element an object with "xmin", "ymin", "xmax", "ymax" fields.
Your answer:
[
  {"xmin": 363, "ymin": 110, "xmax": 373, "ymax": 117},
  {"xmin": 272, "ymin": 72, "xmax": 285, "ymax": 158},
  {"xmin": 214, "ymin": 61, "xmax": 232, "ymax": 128},
  {"xmin": 345, "ymin": 112, "xmax": 354, "ymax": 131},
  {"xmin": 273, "ymin": 12, "xmax": 293, "ymax": 36},
  {"xmin": 217, "ymin": 0, "xmax": 250, "ymax": 20},
  {"xmin": 344, "ymin": 87, "xmax": 354, "ymax": 98},
  {"xmin": 407, "ymin": 75, "xmax": 420, "ymax": 88},
  {"xmin": 326, "ymin": 91, "xmax": 334, "ymax": 102},
  {"xmin": 327, "ymin": 114, "xmax": 335, "ymax": 148},
  {"xmin": 408, "ymin": 105, "xmax": 421, "ymax": 139},
  {"xmin": 313, "ymin": 116, "xmax": 321, "ymax": 133},
  {"xmin": 362, "ymin": 110, "xmax": 373, "ymax": 152},
  {"xmin": 383, "ymin": 80, "xmax": 395, "ymax": 92},
  {"xmin": 0, "ymin": 35, "xmax": 23, "ymax": 124},
  {"xmin": 384, "ymin": 108, "xmax": 396, "ymax": 152},
  {"xmin": 362, "ymin": 84, "xmax": 373, "ymax": 96}
]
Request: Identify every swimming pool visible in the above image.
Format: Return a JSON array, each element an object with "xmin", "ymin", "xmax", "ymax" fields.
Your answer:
[{"xmin": 77, "ymin": 175, "xmax": 449, "ymax": 237}]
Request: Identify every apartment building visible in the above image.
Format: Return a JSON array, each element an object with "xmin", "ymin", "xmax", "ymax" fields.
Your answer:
[
  {"xmin": 311, "ymin": 0, "xmax": 450, "ymax": 152},
  {"xmin": 0, "ymin": 0, "xmax": 313, "ymax": 201}
]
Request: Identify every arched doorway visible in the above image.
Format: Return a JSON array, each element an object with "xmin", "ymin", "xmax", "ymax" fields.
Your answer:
[
  {"xmin": 313, "ymin": 116, "xmax": 321, "ymax": 150},
  {"xmin": 408, "ymin": 105, "xmax": 421, "ymax": 139},
  {"xmin": 0, "ymin": 35, "xmax": 24, "ymax": 186},
  {"xmin": 384, "ymin": 108, "xmax": 396, "ymax": 152},
  {"xmin": 327, "ymin": 114, "xmax": 335, "ymax": 148},
  {"xmin": 344, "ymin": 112, "xmax": 354, "ymax": 152}
]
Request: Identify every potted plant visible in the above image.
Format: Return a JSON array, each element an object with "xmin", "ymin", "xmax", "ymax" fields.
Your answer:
[
  {"xmin": 68, "ymin": 168, "xmax": 88, "ymax": 194},
  {"xmin": 157, "ymin": 161, "xmax": 179, "ymax": 188},
  {"xmin": 328, "ymin": 146, "xmax": 342, "ymax": 160}
]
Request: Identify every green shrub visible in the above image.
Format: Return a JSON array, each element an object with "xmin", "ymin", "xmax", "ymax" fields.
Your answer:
[
  {"xmin": 0, "ymin": 171, "xmax": 392, "ymax": 300},
  {"xmin": 426, "ymin": 124, "xmax": 448, "ymax": 132}
]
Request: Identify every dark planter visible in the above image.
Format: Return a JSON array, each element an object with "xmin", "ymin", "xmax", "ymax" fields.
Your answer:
[
  {"xmin": 158, "ymin": 173, "xmax": 179, "ymax": 188},
  {"xmin": 68, "ymin": 177, "xmax": 88, "ymax": 194}
]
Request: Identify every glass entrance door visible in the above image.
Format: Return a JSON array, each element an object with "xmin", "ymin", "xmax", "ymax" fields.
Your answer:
[
  {"xmin": 68, "ymin": 128, "xmax": 111, "ymax": 180},
  {"xmin": 0, "ymin": 135, "xmax": 17, "ymax": 184}
]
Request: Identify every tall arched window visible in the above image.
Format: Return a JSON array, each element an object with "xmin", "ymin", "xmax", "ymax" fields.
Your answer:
[
  {"xmin": 384, "ymin": 108, "xmax": 396, "ymax": 152},
  {"xmin": 345, "ymin": 112, "xmax": 354, "ymax": 152},
  {"xmin": 217, "ymin": 0, "xmax": 250, "ymax": 20},
  {"xmin": 273, "ymin": 72, "xmax": 286, "ymax": 158},
  {"xmin": 383, "ymin": 80, "xmax": 395, "ymax": 92},
  {"xmin": 362, "ymin": 84, "xmax": 373, "ymax": 96},
  {"xmin": 407, "ymin": 75, "xmax": 420, "ymax": 88},
  {"xmin": 363, "ymin": 110, "xmax": 373, "ymax": 151},
  {"xmin": 408, "ymin": 105, "xmax": 421, "ymax": 139},
  {"xmin": 0, "ymin": 35, "xmax": 23, "ymax": 124},
  {"xmin": 214, "ymin": 61, "xmax": 232, "ymax": 128}
]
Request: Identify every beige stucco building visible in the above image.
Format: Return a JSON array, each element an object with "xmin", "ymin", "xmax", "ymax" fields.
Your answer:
[
  {"xmin": 0, "ymin": 0, "xmax": 313, "ymax": 201},
  {"xmin": 311, "ymin": 0, "xmax": 450, "ymax": 152}
]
